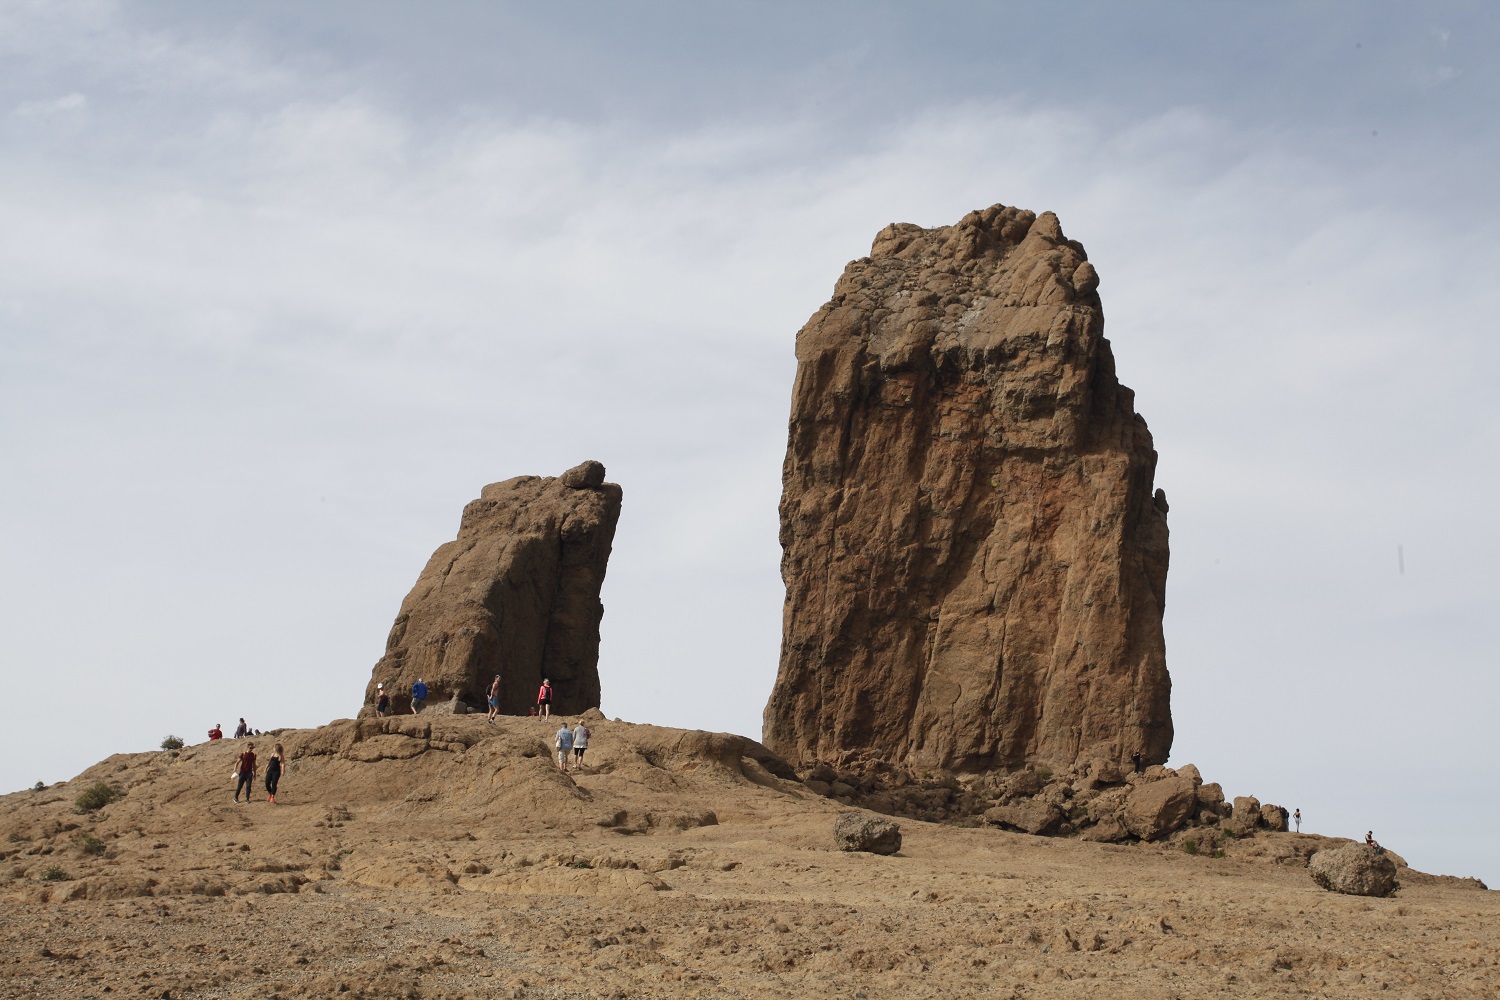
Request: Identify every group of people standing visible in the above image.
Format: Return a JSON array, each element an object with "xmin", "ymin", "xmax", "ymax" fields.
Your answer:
[{"xmin": 373, "ymin": 679, "xmax": 429, "ymax": 717}]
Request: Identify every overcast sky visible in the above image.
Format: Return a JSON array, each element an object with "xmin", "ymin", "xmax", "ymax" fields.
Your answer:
[{"xmin": 3, "ymin": 2, "xmax": 1496, "ymax": 884}]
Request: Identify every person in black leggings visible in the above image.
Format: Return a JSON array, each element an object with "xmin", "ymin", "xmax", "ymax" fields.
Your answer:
[{"xmin": 264, "ymin": 743, "xmax": 284, "ymax": 803}]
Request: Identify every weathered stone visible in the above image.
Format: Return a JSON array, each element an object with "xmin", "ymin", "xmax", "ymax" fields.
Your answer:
[
  {"xmin": 1308, "ymin": 845, "xmax": 1398, "ymax": 897},
  {"xmin": 833, "ymin": 812, "xmax": 903, "ymax": 855},
  {"xmin": 1079, "ymin": 816, "xmax": 1130, "ymax": 842},
  {"xmin": 1196, "ymin": 782, "xmax": 1225, "ymax": 808},
  {"xmin": 1227, "ymin": 796, "xmax": 1263, "ymax": 836},
  {"xmin": 560, "ymin": 460, "xmax": 606, "ymax": 489},
  {"xmin": 1260, "ymin": 803, "xmax": 1289, "ymax": 832},
  {"xmin": 983, "ymin": 799, "xmax": 1064, "ymax": 835},
  {"xmin": 1124, "ymin": 775, "xmax": 1198, "ymax": 840},
  {"xmin": 765, "ymin": 203, "xmax": 1171, "ymax": 774},
  {"xmin": 364, "ymin": 467, "xmax": 622, "ymax": 717},
  {"xmin": 1176, "ymin": 763, "xmax": 1202, "ymax": 785}
]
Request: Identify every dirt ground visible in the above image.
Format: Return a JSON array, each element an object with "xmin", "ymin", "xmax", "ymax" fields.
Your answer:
[{"xmin": 1, "ymin": 713, "xmax": 1494, "ymax": 999}]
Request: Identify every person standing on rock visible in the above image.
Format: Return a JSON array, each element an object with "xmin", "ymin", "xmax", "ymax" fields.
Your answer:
[
  {"xmin": 234, "ymin": 718, "xmax": 248, "ymax": 739},
  {"xmin": 410, "ymin": 678, "xmax": 428, "ymax": 714},
  {"xmin": 487, "ymin": 674, "xmax": 502, "ymax": 723},
  {"xmin": 208, "ymin": 724, "xmax": 223, "ymax": 741},
  {"xmin": 233, "ymin": 743, "xmax": 257, "ymax": 804},
  {"xmin": 554, "ymin": 720, "xmax": 574, "ymax": 770},
  {"xmin": 571, "ymin": 720, "xmax": 591, "ymax": 769},
  {"xmin": 1131, "ymin": 750, "xmax": 1144, "ymax": 774},
  {"xmin": 1294, "ymin": 808, "xmax": 1301, "ymax": 832},
  {"xmin": 264, "ymin": 743, "xmax": 284, "ymax": 803},
  {"xmin": 537, "ymin": 678, "xmax": 553, "ymax": 718},
  {"xmin": 376, "ymin": 683, "xmax": 390, "ymax": 718}
]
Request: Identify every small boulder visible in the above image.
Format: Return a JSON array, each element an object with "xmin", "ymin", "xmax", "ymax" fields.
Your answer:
[
  {"xmin": 983, "ymin": 799, "xmax": 1064, "ymax": 835},
  {"xmin": 1176, "ymin": 763, "xmax": 1202, "ymax": 785},
  {"xmin": 833, "ymin": 812, "xmax": 903, "ymax": 855},
  {"xmin": 1196, "ymin": 782, "xmax": 1225, "ymax": 808},
  {"xmin": 1124, "ymin": 775, "xmax": 1198, "ymax": 840},
  {"xmin": 1226, "ymin": 795, "xmax": 1263, "ymax": 836},
  {"xmin": 560, "ymin": 460, "xmax": 607, "ymax": 489},
  {"xmin": 1308, "ymin": 844, "xmax": 1398, "ymax": 897},
  {"xmin": 1260, "ymin": 803, "xmax": 1289, "ymax": 832}
]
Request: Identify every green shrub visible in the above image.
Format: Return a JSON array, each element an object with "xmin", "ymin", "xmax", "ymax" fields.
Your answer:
[
  {"xmin": 31, "ymin": 781, "xmax": 44, "ymax": 792},
  {"xmin": 38, "ymin": 865, "xmax": 71, "ymax": 882},
  {"xmin": 1213, "ymin": 848, "xmax": 1226, "ymax": 859},
  {"xmin": 73, "ymin": 833, "xmax": 106, "ymax": 856},
  {"xmin": 160, "ymin": 735, "xmax": 184, "ymax": 751},
  {"xmin": 1182, "ymin": 838, "xmax": 1199, "ymax": 856},
  {"xmin": 74, "ymin": 783, "xmax": 121, "ymax": 812}
]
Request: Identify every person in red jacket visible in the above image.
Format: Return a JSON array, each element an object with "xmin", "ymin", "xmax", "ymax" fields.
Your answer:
[
  {"xmin": 537, "ymin": 679, "xmax": 553, "ymax": 718},
  {"xmin": 207, "ymin": 724, "xmax": 223, "ymax": 741}
]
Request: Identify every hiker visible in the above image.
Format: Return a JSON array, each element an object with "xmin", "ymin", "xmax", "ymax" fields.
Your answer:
[
  {"xmin": 554, "ymin": 720, "xmax": 574, "ymax": 770},
  {"xmin": 376, "ymin": 683, "xmax": 390, "ymax": 718},
  {"xmin": 1293, "ymin": 808, "xmax": 1301, "ymax": 833},
  {"xmin": 487, "ymin": 674, "xmax": 502, "ymax": 723},
  {"xmin": 537, "ymin": 678, "xmax": 553, "ymax": 718},
  {"xmin": 571, "ymin": 720, "xmax": 591, "ymax": 769},
  {"xmin": 1365, "ymin": 830, "xmax": 1381, "ymax": 849},
  {"xmin": 233, "ymin": 743, "xmax": 257, "ymax": 803},
  {"xmin": 207, "ymin": 724, "xmax": 223, "ymax": 741},
  {"xmin": 1131, "ymin": 750, "xmax": 1144, "ymax": 774},
  {"xmin": 410, "ymin": 678, "xmax": 428, "ymax": 714},
  {"xmin": 264, "ymin": 743, "xmax": 284, "ymax": 803},
  {"xmin": 233, "ymin": 718, "xmax": 248, "ymax": 739}
]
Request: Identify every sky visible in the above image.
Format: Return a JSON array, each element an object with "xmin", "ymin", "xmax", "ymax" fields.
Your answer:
[{"xmin": 2, "ymin": 1, "xmax": 1497, "ymax": 884}]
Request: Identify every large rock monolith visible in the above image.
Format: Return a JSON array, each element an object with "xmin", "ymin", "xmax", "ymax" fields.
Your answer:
[
  {"xmin": 764, "ymin": 204, "xmax": 1172, "ymax": 773},
  {"xmin": 363, "ymin": 462, "xmax": 621, "ymax": 716}
]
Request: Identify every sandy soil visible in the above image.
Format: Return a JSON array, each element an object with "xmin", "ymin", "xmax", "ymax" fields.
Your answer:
[{"xmin": 1, "ymin": 713, "xmax": 1494, "ymax": 999}]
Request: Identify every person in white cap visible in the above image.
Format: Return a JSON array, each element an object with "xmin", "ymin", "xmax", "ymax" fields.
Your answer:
[{"xmin": 375, "ymin": 683, "xmax": 390, "ymax": 717}]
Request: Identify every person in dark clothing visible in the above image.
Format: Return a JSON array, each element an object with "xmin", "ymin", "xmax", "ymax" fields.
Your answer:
[
  {"xmin": 234, "ymin": 744, "xmax": 257, "ymax": 803},
  {"xmin": 264, "ymin": 743, "xmax": 284, "ymax": 803},
  {"xmin": 233, "ymin": 718, "xmax": 248, "ymax": 739},
  {"xmin": 1131, "ymin": 750, "xmax": 1144, "ymax": 774},
  {"xmin": 376, "ymin": 684, "xmax": 390, "ymax": 717}
]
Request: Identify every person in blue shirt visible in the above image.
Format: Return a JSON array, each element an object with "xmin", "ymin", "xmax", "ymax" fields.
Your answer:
[
  {"xmin": 410, "ymin": 678, "xmax": 428, "ymax": 714},
  {"xmin": 554, "ymin": 721, "xmax": 574, "ymax": 771}
]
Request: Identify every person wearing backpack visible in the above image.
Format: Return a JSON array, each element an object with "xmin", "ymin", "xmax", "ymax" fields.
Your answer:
[{"xmin": 233, "ymin": 743, "xmax": 257, "ymax": 804}]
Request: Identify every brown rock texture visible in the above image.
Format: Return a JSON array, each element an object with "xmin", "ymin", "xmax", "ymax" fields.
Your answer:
[
  {"xmin": 1309, "ymin": 844, "xmax": 1399, "ymax": 897},
  {"xmin": 363, "ymin": 462, "xmax": 622, "ymax": 716},
  {"xmin": 765, "ymin": 203, "xmax": 1172, "ymax": 773}
]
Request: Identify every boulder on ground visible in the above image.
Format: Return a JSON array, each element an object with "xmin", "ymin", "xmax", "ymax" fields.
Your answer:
[
  {"xmin": 1196, "ymin": 782, "xmax": 1225, "ymax": 808},
  {"xmin": 1308, "ymin": 844, "xmax": 1398, "ymax": 897},
  {"xmin": 1227, "ymin": 795, "xmax": 1263, "ymax": 836},
  {"xmin": 1124, "ymin": 775, "xmax": 1198, "ymax": 840},
  {"xmin": 833, "ymin": 812, "xmax": 903, "ymax": 855},
  {"xmin": 1260, "ymin": 803, "xmax": 1289, "ymax": 832},
  {"xmin": 984, "ymin": 799, "xmax": 1063, "ymax": 836}
]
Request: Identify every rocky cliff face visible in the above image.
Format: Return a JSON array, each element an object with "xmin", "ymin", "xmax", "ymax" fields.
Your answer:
[
  {"xmin": 364, "ymin": 461, "xmax": 621, "ymax": 716},
  {"xmin": 763, "ymin": 204, "xmax": 1171, "ymax": 773}
]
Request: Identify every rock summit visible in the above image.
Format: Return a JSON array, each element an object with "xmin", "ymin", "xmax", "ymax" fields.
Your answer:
[
  {"xmin": 364, "ymin": 461, "xmax": 621, "ymax": 716},
  {"xmin": 765, "ymin": 204, "xmax": 1172, "ymax": 773}
]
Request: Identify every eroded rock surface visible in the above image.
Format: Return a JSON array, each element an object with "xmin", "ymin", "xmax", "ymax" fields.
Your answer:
[
  {"xmin": 765, "ymin": 203, "xmax": 1172, "ymax": 773},
  {"xmin": 1309, "ymin": 844, "xmax": 1399, "ymax": 897},
  {"xmin": 364, "ymin": 462, "xmax": 621, "ymax": 716}
]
